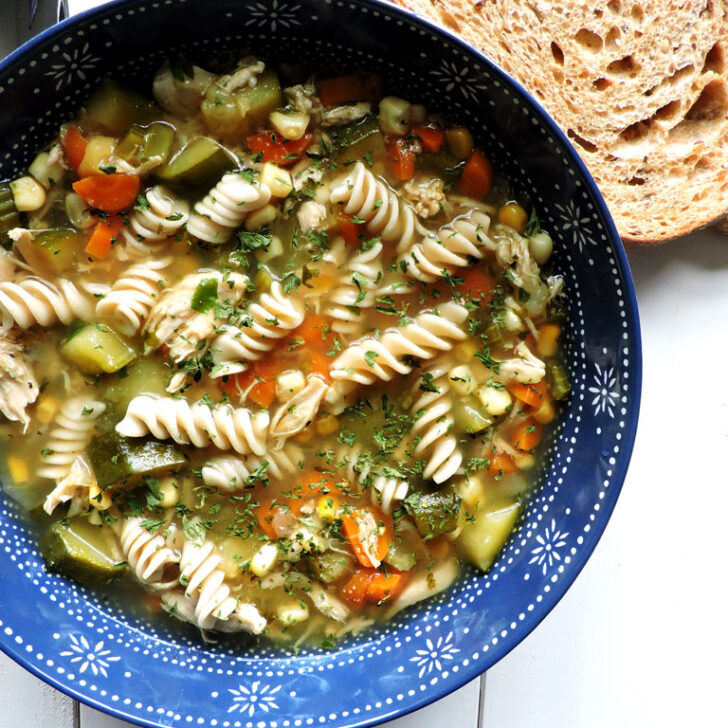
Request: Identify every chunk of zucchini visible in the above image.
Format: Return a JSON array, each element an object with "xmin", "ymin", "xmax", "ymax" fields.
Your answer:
[
  {"xmin": 404, "ymin": 489, "xmax": 462, "ymax": 540},
  {"xmin": 86, "ymin": 432, "xmax": 186, "ymax": 490},
  {"xmin": 61, "ymin": 323, "xmax": 137, "ymax": 375},
  {"xmin": 101, "ymin": 358, "xmax": 169, "ymax": 416},
  {"xmin": 0, "ymin": 183, "xmax": 21, "ymax": 244},
  {"xmin": 156, "ymin": 136, "xmax": 236, "ymax": 186},
  {"xmin": 84, "ymin": 79, "xmax": 160, "ymax": 135},
  {"xmin": 41, "ymin": 518, "xmax": 126, "ymax": 587},
  {"xmin": 13, "ymin": 227, "xmax": 81, "ymax": 274},
  {"xmin": 456, "ymin": 500, "xmax": 521, "ymax": 572},
  {"xmin": 452, "ymin": 400, "xmax": 494, "ymax": 435},
  {"xmin": 309, "ymin": 551, "xmax": 355, "ymax": 584}
]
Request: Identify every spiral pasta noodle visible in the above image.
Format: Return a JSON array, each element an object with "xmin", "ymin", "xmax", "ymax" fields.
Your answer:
[
  {"xmin": 0, "ymin": 276, "xmax": 100, "ymax": 332},
  {"xmin": 116, "ymin": 395, "xmax": 269, "ymax": 456},
  {"xmin": 202, "ymin": 441, "xmax": 303, "ymax": 491},
  {"xmin": 122, "ymin": 185, "xmax": 190, "ymax": 260},
  {"xmin": 187, "ymin": 172, "xmax": 271, "ymax": 244},
  {"xmin": 119, "ymin": 517, "xmax": 181, "ymax": 590},
  {"xmin": 329, "ymin": 301, "xmax": 468, "ymax": 385},
  {"xmin": 340, "ymin": 447, "xmax": 409, "ymax": 515},
  {"xmin": 96, "ymin": 257, "xmax": 171, "ymax": 336},
  {"xmin": 398, "ymin": 211, "xmax": 493, "ymax": 283},
  {"xmin": 211, "ymin": 281, "xmax": 305, "ymax": 377},
  {"xmin": 410, "ymin": 360, "xmax": 463, "ymax": 483},
  {"xmin": 178, "ymin": 538, "xmax": 267, "ymax": 633},
  {"xmin": 37, "ymin": 397, "xmax": 106, "ymax": 481},
  {"xmin": 330, "ymin": 162, "xmax": 425, "ymax": 252}
]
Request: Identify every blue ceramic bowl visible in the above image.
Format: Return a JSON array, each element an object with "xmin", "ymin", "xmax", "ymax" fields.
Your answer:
[{"xmin": 0, "ymin": 1, "xmax": 641, "ymax": 726}]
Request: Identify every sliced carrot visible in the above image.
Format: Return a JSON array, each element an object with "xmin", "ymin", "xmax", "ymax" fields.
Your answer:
[
  {"xmin": 485, "ymin": 453, "xmax": 518, "ymax": 475},
  {"xmin": 63, "ymin": 125, "xmax": 88, "ymax": 174},
  {"xmin": 365, "ymin": 570, "xmax": 408, "ymax": 604},
  {"xmin": 290, "ymin": 314, "xmax": 334, "ymax": 353},
  {"xmin": 246, "ymin": 131, "xmax": 313, "ymax": 166},
  {"xmin": 387, "ymin": 138, "xmax": 416, "ymax": 182},
  {"xmin": 339, "ymin": 568, "xmax": 376, "ymax": 607},
  {"xmin": 412, "ymin": 125, "xmax": 445, "ymax": 153},
  {"xmin": 342, "ymin": 509, "xmax": 393, "ymax": 568},
  {"xmin": 306, "ymin": 351, "xmax": 332, "ymax": 383},
  {"xmin": 288, "ymin": 470, "xmax": 341, "ymax": 515},
  {"xmin": 509, "ymin": 418, "xmax": 544, "ymax": 452},
  {"xmin": 456, "ymin": 267, "xmax": 496, "ymax": 302},
  {"xmin": 338, "ymin": 213, "xmax": 364, "ymax": 247},
  {"xmin": 235, "ymin": 357, "xmax": 285, "ymax": 408},
  {"xmin": 72, "ymin": 174, "xmax": 140, "ymax": 213},
  {"xmin": 459, "ymin": 149, "xmax": 493, "ymax": 199},
  {"xmin": 254, "ymin": 500, "xmax": 279, "ymax": 540},
  {"xmin": 509, "ymin": 380, "xmax": 548, "ymax": 410},
  {"xmin": 316, "ymin": 74, "xmax": 382, "ymax": 106},
  {"xmin": 84, "ymin": 215, "xmax": 123, "ymax": 259}
]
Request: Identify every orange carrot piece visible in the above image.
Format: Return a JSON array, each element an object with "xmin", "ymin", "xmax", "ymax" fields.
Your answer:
[
  {"xmin": 84, "ymin": 216, "xmax": 123, "ymax": 259},
  {"xmin": 254, "ymin": 500, "xmax": 279, "ymax": 540},
  {"xmin": 338, "ymin": 213, "xmax": 364, "ymax": 247},
  {"xmin": 412, "ymin": 125, "xmax": 445, "ymax": 153},
  {"xmin": 316, "ymin": 74, "xmax": 382, "ymax": 106},
  {"xmin": 72, "ymin": 174, "xmax": 140, "ymax": 213},
  {"xmin": 342, "ymin": 509, "xmax": 393, "ymax": 568},
  {"xmin": 289, "ymin": 471, "xmax": 341, "ymax": 515},
  {"xmin": 340, "ymin": 569, "xmax": 376, "ymax": 607},
  {"xmin": 387, "ymin": 138, "xmax": 416, "ymax": 182},
  {"xmin": 486, "ymin": 453, "xmax": 518, "ymax": 475},
  {"xmin": 510, "ymin": 418, "xmax": 544, "ymax": 452},
  {"xmin": 509, "ymin": 380, "xmax": 548, "ymax": 410},
  {"xmin": 365, "ymin": 570, "xmax": 408, "ymax": 604},
  {"xmin": 63, "ymin": 125, "xmax": 88, "ymax": 174},
  {"xmin": 290, "ymin": 315, "xmax": 334, "ymax": 353},
  {"xmin": 459, "ymin": 149, "xmax": 493, "ymax": 199},
  {"xmin": 246, "ymin": 132, "xmax": 313, "ymax": 166},
  {"xmin": 456, "ymin": 267, "xmax": 496, "ymax": 302}
]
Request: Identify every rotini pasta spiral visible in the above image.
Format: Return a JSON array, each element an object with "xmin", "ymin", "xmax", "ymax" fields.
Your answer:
[
  {"xmin": 327, "ymin": 241, "xmax": 383, "ymax": 335},
  {"xmin": 96, "ymin": 257, "xmax": 171, "ymax": 336},
  {"xmin": 339, "ymin": 447, "xmax": 409, "ymax": 515},
  {"xmin": 119, "ymin": 517, "xmax": 181, "ymax": 590},
  {"xmin": 37, "ymin": 397, "xmax": 106, "ymax": 481},
  {"xmin": 398, "ymin": 211, "xmax": 493, "ymax": 283},
  {"xmin": 178, "ymin": 538, "xmax": 267, "ymax": 632},
  {"xmin": 211, "ymin": 281, "xmax": 305, "ymax": 377},
  {"xmin": 330, "ymin": 162, "xmax": 425, "ymax": 252},
  {"xmin": 187, "ymin": 172, "xmax": 271, "ymax": 244},
  {"xmin": 410, "ymin": 360, "xmax": 463, "ymax": 483},
  {"xmin": 329, "ymin": 301, "xmax": 468, "ymax": 385},
  {"xmin": 116, "ymin": 395, "xmax": 269, "ymax": 456},
  {"xmin": 0, "ymin": 276, "xmax": 100, "ymax": 332},
  {"xmin": 122, "ymin": 185, "xmax": 190, "ymax": 260},
  {"xmin": 202, "ymin": 441, "xmax": 303, "ymax": 490}
]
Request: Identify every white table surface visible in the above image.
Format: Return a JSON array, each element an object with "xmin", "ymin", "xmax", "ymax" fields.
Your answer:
[{"xmin": 2, "ymin": 1, "xmax": 727, "ymax": 726}]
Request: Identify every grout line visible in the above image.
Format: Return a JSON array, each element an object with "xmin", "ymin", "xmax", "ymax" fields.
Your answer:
[{"xmin": 476, "ymin": 673, "xmax": 487, "ymax": 728}]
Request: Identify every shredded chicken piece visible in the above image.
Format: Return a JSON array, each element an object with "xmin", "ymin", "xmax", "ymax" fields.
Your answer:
[
  {"xmin": 403, "ymin": 177, "xmax": 446, "ymax": 219},
  {"xmin": 152, "ymin": 61, "xmax": 216, "ymax": 118},
  {"xmin": 47, "ymin": 143, "xmax": 67, "ymax": 171},
  {"xmin": 43, "ymin": 455, "xmax": 93, "ymax": 516},
  {"xmin": 285, "ymin": 81, "xmax": 324, "ymax": 118},
  {"xmin": 219, "ymin": 56, "xmax": 266, "ymax": 93},
  {"xmin": 102, "ymin": 154, "xmax": 164, "ymax": 177},
  {"xmin": 297, "ymin": 200, "xmax": 327, "ymax": 232},
  {"xmin": 497, "ymin": 341, "xmax": 546, "ymax": 385},
  {"xmin": 0, "ymin": 332, "xmax": 39, "ymax": 432},
  {"xmin": 308, "ymin": 582, "xmax": 350, "ymax": 622},
  {"xmin": 269, "ymin": 376, "xmax": 328, "ymax": 438},
  {"xmin": 321, "ymin": 102, "xmax": 372, "ymax": 126},
  {"xmin": 0, "ymin": 248, "xmax": 17, "ymax": 280}
]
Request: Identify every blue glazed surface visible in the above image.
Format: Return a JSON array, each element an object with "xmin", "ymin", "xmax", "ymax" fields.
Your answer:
[{"xmin": 0, "ymin": 1, "xmax": 642, "ymax": 726}]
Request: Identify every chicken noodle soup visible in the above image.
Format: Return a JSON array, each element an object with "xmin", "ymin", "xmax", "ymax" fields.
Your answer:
[{"xmin": 0, "ymin": 57, "xmax": 570, "ymax": 646}]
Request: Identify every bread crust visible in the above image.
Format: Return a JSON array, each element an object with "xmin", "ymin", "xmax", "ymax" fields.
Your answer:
[{"xmin": 391, "ymin": 0, "xmax": 728, "ymax": 244}]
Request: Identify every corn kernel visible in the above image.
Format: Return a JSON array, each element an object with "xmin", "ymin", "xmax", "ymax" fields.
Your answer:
[
  {"xmin": 455, "ymin": 338, "xmax": 479, "ymax": 362},
  {"xmin": 245, "ymin": 202, "xmax": 278, "ymax": 231},
  {"xmin": 317, "ymin": 494, "xmax": 341, "ymax": 522},
  {"xmin": 316, "ymin": 414, "xmax": 339, "ymax": 436},
  {"xmin": 89, "ymin": 483, "xmax": 112, "ymax": 510},
  {"xmin": 537, "ymin": 323, "xmax": 561, "ymax": 358},
  {"xmin": 532, "ymin": 396, "xmax": 556, "ymax": 424},
  {"xmin": 260, "ymin": 162, "xmax": 293, "ymax": 198},
  {"xmin": 36, "ymin": 396, "xmax": 59, "ymax": 424},
  {"xmin": 251, "ymin": 543, "xmax": 279, "ymax": 577},
  {"xmin": 476, "ymin": 385, "xmax": 512, "ymax": 416},
  {"xmin": 7, "ymin": 455, "xmax": 29, "ymax": 484},
  {"xmin": 294, "ymin": 426, "xmax": 314, "ymax": 443}
]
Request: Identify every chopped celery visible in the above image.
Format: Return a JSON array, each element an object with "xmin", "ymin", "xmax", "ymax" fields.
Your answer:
[
  {"xmin": 547, "ymin": 360, "xmax": 571, "ymax": 401},
  {"xmin": 142, "ymin": 122, "xmax": 176, "ymax": 163},
  {"xmin": 156, "ymin": 136, "xmax": 236, "ymax": 186},
  {"xmin": 457, "ymin": 500, "xmax": 521, "ymax": 571},
  {"xmin": 101, "ymin": 359, "xmax": 169, "ymax": 416},
  {"xmin": 403, "ymin": 489, "xmax": 462, "ymax": 539},
  {"xmin": 61, "ymin": 323, "xmax": 137, "ymax": 374},
  {"xmin": 41, "ymin": 518, "xmax": 126, "ymax": 586},
  {"xmin": 84, "ymin": 79, "xmax": 160, "ymax": 135},
  {"xmin": 201, "ymin": 68, "xmax": 283, "ymax": 142},
  {"xmin": 86, "ymin": 432, "xmax": 186, "ymax": 489},
  {"xmin": 13, "ymin": 228, "xmax": 81, "ymax": 274}
]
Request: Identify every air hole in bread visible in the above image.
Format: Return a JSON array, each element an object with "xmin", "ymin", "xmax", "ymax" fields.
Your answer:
[
  {"xmin": 685, "ymin": 80, "xmax": 727, "ymax": 121},
  {"xmin": 438, "ymin": 7, "xmax": 460, "ymax": 31},
  {"xmin": 607, "ymin": 55, "xmax": 641, "ymax": 75},
  {"xmin": 626, "ymin": 176, "xmax": 645, "ymax": 186},
  {"xmin": 605, "ymin": 27, "xmax": 621, "ymax": 50},
  {"xmin": 645, "ymin": 64, "xmax": 694, "ymax": 97},
  {"xmin": 574, "ymin": 28, "xmax": 603, "ymax": 53},
  {"xmin": 567, "ymin": 129, "xmax": 598, "ymax": 153},
  {"xmin": 607, "ymin": 0, "xmax": 621, "ymax": 13},
  {"xmin": 631, "ymin": 5, "xmax": 644, "ymax": 22},
  {"xmin": 551, "ymin": 42, "xmax": 564, "ymax": 65},
  {"xmin": 703, "ymin": 42, "xmax": 726, "ymax": 74},
  {"xmin": 653, "ymin": 100, "xmax": 682, "ymax": 122},
  {"xmin": 618, "ymin": 119, "xmax": 651, "ymax": 143},
  {"xmin": 593, "ymin": 78, "xmax": 611, "ymax": 91}
]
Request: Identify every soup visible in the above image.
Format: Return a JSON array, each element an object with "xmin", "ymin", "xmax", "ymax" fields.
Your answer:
[{"xmin": 0, "ymin": 57, "xmax": 569, "ymax": 647}]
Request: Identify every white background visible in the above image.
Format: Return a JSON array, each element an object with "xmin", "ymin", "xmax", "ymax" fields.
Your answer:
[{"xmin": 2, "ymin": 1, "xmax": 728, "ymax": 726}]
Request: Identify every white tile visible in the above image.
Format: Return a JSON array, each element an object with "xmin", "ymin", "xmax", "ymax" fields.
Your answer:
[{"xmin": 0, "ymin": 650, "xmax": 75, "ymax": 727}]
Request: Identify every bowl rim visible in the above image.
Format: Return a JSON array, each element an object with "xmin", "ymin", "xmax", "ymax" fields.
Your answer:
[{"xmin": 0, "ymin": 0, "xmax": 642, "ymax": 726}]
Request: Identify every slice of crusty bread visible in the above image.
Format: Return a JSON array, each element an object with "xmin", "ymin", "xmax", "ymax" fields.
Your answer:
[{"xmin": 390, "ymin": 0, "xmax": 728, "ymax": 244}]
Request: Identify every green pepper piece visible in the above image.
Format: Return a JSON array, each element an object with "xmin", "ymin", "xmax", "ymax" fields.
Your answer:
[
  {"xmin": 403, "ymin": 489, "xmax": 462, "ymax": 540},
  {"xmin": 86, "ymin": 432, "xmax": 186, "ymax": 490},
  {"xmin": 190, "ymin": 277, "xmax": 219, "ymax": 313},
  {"xmin": 41, "ymin": 518, "xmax": 126, "ymax": 587}
]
